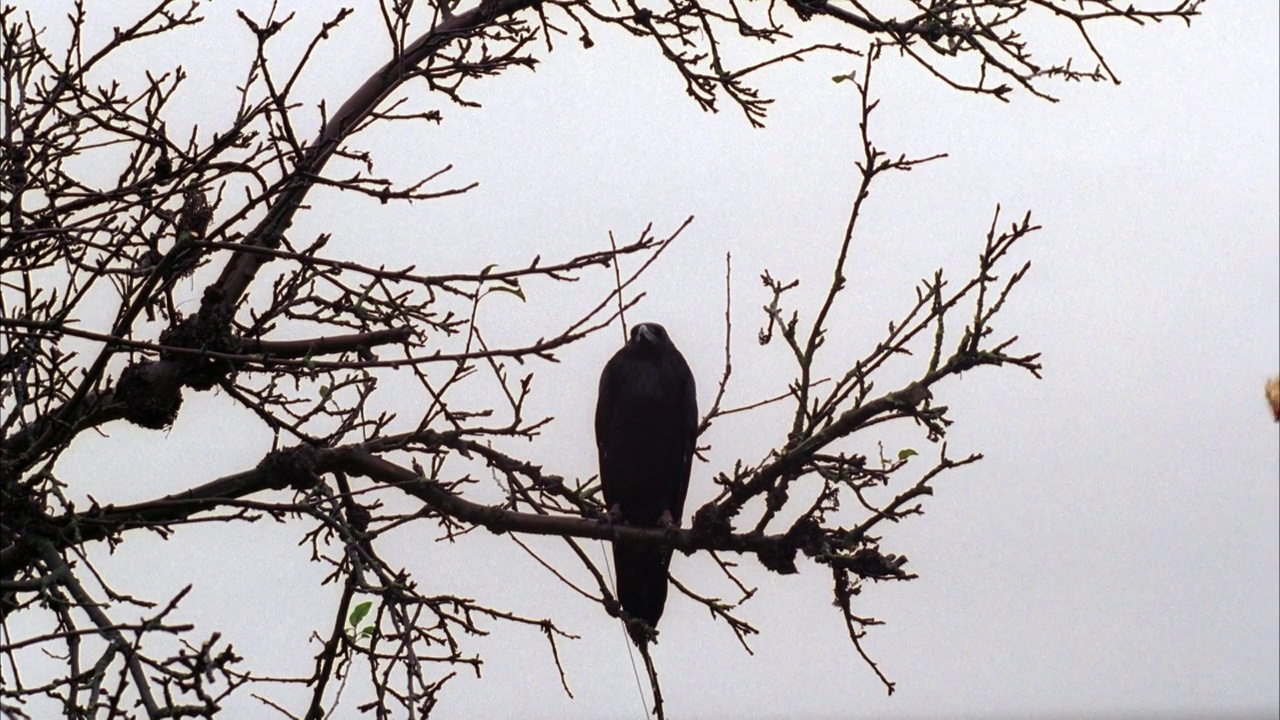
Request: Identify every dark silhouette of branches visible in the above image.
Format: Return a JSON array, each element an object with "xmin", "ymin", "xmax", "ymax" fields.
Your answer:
[{"xmin": 1, "ymin": 0, "xmax": 1196, "ymax": 718}]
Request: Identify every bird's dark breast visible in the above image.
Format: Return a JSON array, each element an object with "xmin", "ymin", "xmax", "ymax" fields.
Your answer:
[{"xmin": 597, "ymin": 356, "xmax": 693, "ymax": 525}]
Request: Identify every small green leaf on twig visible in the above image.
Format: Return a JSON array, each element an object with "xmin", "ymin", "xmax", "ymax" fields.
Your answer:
[
  {"xmin": 897, "ymin": 448, "xmax": 917, "ymax": 461},
  {"xmin": 349, "ymin": 600, "xmax": 372, "ymax": 628},
  {"xmin": 489, "ymin": 283, "xmax": 526, "ymax": 302}
]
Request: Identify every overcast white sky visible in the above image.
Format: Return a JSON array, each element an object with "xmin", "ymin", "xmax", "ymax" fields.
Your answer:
[{"xmin": 17, "ymin": 0, "xmax": 1279, "ymax": 718}]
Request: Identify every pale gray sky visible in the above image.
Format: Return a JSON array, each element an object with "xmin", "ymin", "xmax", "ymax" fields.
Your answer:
[{"xmin": 17, "ymin": 1, "xmax": 1279, "ymax": 718}]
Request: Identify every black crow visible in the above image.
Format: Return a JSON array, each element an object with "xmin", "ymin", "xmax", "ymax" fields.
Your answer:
[{"xmin": 595, "ymin": 322, "xmax": 697, "ymax": 645}]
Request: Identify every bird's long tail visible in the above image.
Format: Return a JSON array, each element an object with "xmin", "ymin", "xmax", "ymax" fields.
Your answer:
[{"xmin": 613, "ymin": 543, "xmax": 672, "ymax": 646}]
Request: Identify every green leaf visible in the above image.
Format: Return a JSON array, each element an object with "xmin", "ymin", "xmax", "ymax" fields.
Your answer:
[
  {"xmin": 489, "ymin": 284, "xmax": 526, "ymax": 302},
  {"xmin": 897, "ymin": 448, "xmax": 918, "ymax": 461},
  {"xmin": 359, "ymin": 626, "xmax": 377, "ymax": 639},
  {"xmin": 348, "ymin": 600, "xmax": 372, "ymax": 628}
]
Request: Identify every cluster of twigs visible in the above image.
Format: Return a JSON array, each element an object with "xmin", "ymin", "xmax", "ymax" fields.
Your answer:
[{"xmin": 2, "ymin": 0, "xmax": 1197, "ymax": 718}]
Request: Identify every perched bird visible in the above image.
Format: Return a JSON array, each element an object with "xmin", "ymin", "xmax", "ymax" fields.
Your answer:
[{"xmin": 595, "ymin": 322, "xmax": 697, "ymax": 645}]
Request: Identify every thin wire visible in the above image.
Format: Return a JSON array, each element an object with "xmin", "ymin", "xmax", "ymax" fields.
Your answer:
[
  {"xmin": 598, "ymin": 538, "xmax": 649, "ymax": 719},
  {"xmin": 608, "ymin": 231, "xmax": 629, "ymax": 343},
  {"xmin": 604, "ymin": 243, "xmax": 643, "ymax": 716}
]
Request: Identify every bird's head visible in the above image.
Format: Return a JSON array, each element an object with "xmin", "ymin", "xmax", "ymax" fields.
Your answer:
[{"xmin": 628, "ymin": 322, "xmax": 670, "ymax": 352}]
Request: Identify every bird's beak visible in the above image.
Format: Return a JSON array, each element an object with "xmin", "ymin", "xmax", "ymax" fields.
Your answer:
[{"xmin": 635, "ymin": 325, "xmax": 657, "ymax": 346}]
